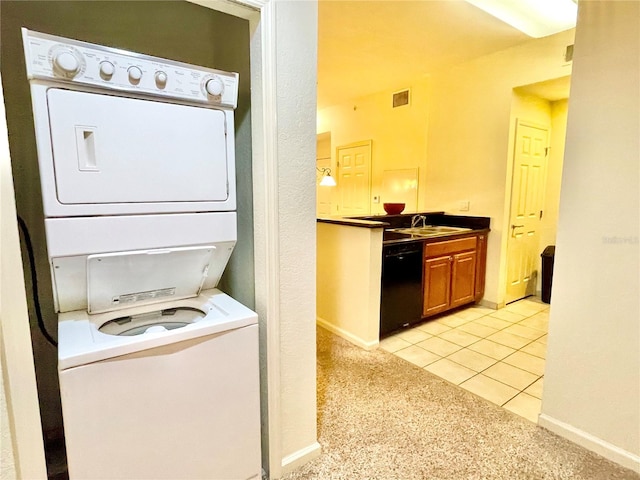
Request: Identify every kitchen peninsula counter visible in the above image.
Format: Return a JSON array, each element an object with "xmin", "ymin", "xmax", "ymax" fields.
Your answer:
[
  {"xmin": 316, "ymin": 219, "xmax": 384, "ymax": 350},
  {"xmin": 316, "ymin": 217, "xmax": 389, "ymax": 228},
  {"xmin": 316, "ymin": 213, "xmax": 491, "ymax": 350}
]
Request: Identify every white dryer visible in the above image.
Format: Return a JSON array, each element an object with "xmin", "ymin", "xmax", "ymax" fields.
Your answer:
[{"xmin": 22, "ymin": 29, "xmax": 261, "ymax": 480}]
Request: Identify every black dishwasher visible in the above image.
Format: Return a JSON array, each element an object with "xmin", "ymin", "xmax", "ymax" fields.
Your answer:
[{"xmin": 380, "ymin": 242, "xmax": 424, "ymax": 337}]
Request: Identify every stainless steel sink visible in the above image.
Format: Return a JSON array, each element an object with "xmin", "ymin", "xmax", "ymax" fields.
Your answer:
[{"xmin": 388, "ymin": 225, "xmax": 472, "ymax": 237}]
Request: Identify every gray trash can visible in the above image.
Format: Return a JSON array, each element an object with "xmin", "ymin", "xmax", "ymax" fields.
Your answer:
[{"xmin": 541, "ymin": 246, "xmax": 555, "ymax": 304}]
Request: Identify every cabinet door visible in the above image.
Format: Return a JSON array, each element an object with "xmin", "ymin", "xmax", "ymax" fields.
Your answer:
[
  {"xmin": 451, "ymin": 251, "xmax": 477, "ymax": 308},
  {"xmin": 474, "ymin": 234, "xmax": 487, "ymax": 301},
  {"xmin": 423, "ymin": 256, "xmax": 451, "ymax": 316}
]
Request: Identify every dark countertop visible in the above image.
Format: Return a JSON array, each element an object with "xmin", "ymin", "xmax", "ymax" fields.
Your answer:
[
  {"xmin": 318, "ymin": 212, "xmax": 491, "ymax": 243},
  {"xmin": 382, "ymin": 227, "xmax": 490, "ymax": 246},
  {"xmin": 317, "ymin": 211, "xmax": 445, "ymax": 228}
]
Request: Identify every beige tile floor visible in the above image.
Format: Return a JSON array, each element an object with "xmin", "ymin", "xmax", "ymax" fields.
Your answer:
[{"xmin": 380, "ymin": 296, "xmax": 549, "ymax": 423}]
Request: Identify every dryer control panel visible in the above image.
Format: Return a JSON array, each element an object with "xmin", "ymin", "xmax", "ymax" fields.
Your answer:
[{"xmin": 22, "ymin": 28, "xmax": 239, "ymax": 109}]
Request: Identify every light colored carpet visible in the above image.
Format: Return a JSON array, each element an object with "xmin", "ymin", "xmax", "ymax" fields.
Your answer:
[{"xmin": 283, "ymin": 327, "xmax": 638, "ymax": 480}]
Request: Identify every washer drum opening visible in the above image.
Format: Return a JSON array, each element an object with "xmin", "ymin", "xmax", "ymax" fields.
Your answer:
[{"xmin": 99, "ymin": 307, "xmax": 205, "ymax": 336}]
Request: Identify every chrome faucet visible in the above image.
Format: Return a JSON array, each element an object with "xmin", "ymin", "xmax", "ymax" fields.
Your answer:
[{"xmin": 411, "ymin": 214, "xmax": 427, "ymax": 228}]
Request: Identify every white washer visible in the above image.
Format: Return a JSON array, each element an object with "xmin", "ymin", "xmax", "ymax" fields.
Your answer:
[
  {"xmin": 22, "ymin": 29, "xmax": 261, "ymax": 479},
  {"xmin": 58, "ymin": 288, "xmax": 260, "ymax": 480}
]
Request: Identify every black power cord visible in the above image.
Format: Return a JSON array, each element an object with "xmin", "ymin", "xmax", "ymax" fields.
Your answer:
[{"xmin": 17, "ymin": 216, "xmax": 57, "ymax": 347}]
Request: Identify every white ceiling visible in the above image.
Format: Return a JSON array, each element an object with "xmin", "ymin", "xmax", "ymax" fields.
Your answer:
[{"xmin": 318, "ymin": 0, "xmax": 553, "ymax": 109}]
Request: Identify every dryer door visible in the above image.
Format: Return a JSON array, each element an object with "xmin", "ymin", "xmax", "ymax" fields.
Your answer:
[{"xmin": 47, "ymin": 89, "xmax": 229, "ymax": 205}]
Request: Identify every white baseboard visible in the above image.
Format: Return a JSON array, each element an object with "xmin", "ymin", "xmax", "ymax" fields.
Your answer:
[
  {"xmin": 479, "ymin": 299, "xmax": 501, "ymax": 309},
  {"xmin": 280, "ymin": 441, "xmax": 321, "ymax": 476},
  {"xmin": 538, "ymin": 413, "xmax": 640, "ymax": 473},
  {"xmin": 316, "ymin": 317, "xmax": 379, "ymax": 350}
]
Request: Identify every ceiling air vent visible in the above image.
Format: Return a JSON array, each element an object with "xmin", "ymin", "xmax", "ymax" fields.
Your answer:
[
  {"xmin": 565, "ymin": 44, "xmax": 574, "ymax": 63},
  {"xmin": 392, "ymin": 89, "xmax": 410, "ymax": 108}
]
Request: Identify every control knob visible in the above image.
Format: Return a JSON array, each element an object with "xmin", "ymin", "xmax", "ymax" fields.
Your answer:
[
  {"xmin": 205, "ymin": 76, "xmax": 224, "ymax": 97},
  {"xmin": 53, "ymin": 50, "xmax": 81, "ymax": 78},
  {"xmin": 128, "ymin": 66, "xmax": 143, "ymax": 84},
  {"xmin": 155, "ymin": 71, "xmax": 168, "ymax": 89},
  {"xmin": 99, "ymin": 61, "xmax": 115, "ymax": 81}
]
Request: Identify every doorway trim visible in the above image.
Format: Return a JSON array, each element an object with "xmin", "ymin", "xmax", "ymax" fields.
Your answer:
[
  {"xmin": 1, "ymin": 1, "xmax": 285, "ymax": 478},
  {"xmin": 189, "ymin": 1, "xmax": 284, "ymax": 477},
  {"xmin": 504, "ymin": 118, "xmax": 550, "ymax": 304},
  {"xmin": 0, "ymin": 72, "xmax": 48, "ymax": 479}
]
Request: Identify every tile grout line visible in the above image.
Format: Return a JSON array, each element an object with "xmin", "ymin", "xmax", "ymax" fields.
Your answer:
[
  {"xmin": 450, "ymin": 311, "xmax": 546, "ymax": 405},
  {"xmin": 389, "ymin": 300, "xmax": 549, "ymax": 415}
]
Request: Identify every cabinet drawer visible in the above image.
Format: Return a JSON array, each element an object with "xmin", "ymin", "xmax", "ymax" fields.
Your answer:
[{"xmin": 425, "ymin": 236, "xmax": 477, "ymax": 258}]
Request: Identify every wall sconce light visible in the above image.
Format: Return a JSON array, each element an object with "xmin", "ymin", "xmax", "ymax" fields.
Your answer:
[{"xmin": 317, "ymin": 167, "xmax": 337, "ymax": 187}]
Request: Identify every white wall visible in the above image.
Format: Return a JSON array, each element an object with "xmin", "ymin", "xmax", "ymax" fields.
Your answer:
[
  {"xmin": 1, "ymin": 361, "xmax": 16, "ymax": 480},
  {"xmin": 316, "ymin": 133, "xmax": 332, "ymax": 216},
  {"xmin": 0, "ymin": 79, "xmax": 17, "ymax": 467},
  {"xmin": 273, "ymin": 0, "xmax": 320, "ymax": 473},
  {"xmin": 0, "ymin": 73, "xmax": 48, "ymax": 479},
  {"xmin": 425, "ymin": 30, "xmax": 574, "ymax": 307},
  {"xmin": 539, "ymin": 99, "xmax": 568, "ymax": 256},
  {"xmin": 317, "ymin": 78, "xmax": 430, "ymax": 215},
  {"xmin": 540, "ymin": 1, "xmax": 639, "ymax": 472}
]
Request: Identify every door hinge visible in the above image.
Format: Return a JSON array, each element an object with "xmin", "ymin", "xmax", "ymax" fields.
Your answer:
[
  {"xmin": 540, "ymin": 210, "xmax": 543, "ymax": 220},
  {"xmin": 545, "ymin": 147, "xmax": 550, "ymax": 157}
]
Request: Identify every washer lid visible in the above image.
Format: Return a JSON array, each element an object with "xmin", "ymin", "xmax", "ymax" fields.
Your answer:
[{"xmin": 87, "ymin": 246, "xmax": 215, "ymax": 314}]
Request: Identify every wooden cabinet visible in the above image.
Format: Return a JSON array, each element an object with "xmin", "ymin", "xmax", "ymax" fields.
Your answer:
[
  {"xmin": 423, "ymin": 256, "xmax": 452, "ymax": 316},
  {"xmin": 451, "ymin": 250, "xmax": 477, "ymax": 307},
  {"xmin": 422, "ymin": 233, "xmax": 487, "ymax": 318},
  {"xmin": 474, "ymin": 233, "xmax": 487, "ymax": 301}
]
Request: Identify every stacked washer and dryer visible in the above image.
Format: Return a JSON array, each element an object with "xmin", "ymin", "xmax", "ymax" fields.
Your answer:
[{"xmin": 22, "ymin": 29, "xmax": 261, "ymax": 480}]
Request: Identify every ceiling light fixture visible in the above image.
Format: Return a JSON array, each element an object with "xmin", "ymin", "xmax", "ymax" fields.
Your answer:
[
  {"xmin": 465, "ymin": 0, "xmax": 578, "ymax": 38},
  {"xmin": 317, "ymin": 167, "xmax": 337, "ymax": 187}
]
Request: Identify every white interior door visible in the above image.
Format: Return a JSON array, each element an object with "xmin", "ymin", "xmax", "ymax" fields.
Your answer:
[
  {"xmin": 506, "ymin": 121, "xmax": 549, "ymax": 304},
  {"xmin": 336, "ymin": 141, "xmax": 371, "ymax": 216}
]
